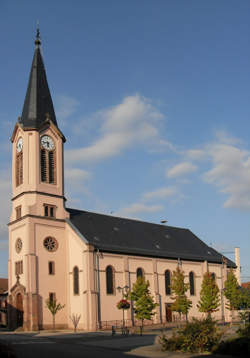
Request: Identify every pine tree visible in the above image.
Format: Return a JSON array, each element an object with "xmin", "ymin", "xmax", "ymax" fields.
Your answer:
[
  {"xmin": 170, "ymin": 266, "xmax": 192, "ymax": 320},
  {"xmin": 197, "ymin": 272, "xmax": 220, "ymax": 317},
  {"xmin": 223, "ymin": 268, "xmax": 241, "ymax": 311},
  {"xmin": 129, "ymin": 276, "xmax": 158, "ymax": 335}
]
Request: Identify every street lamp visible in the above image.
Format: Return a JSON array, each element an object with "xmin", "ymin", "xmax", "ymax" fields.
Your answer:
[{"xmin": 117, "ymin": 285, "xmax": 129, "ymax": 332}]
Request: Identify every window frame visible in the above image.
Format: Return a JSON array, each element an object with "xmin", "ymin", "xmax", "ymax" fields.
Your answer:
[
  {"xmin": 40, "ymin": 147, "xmax": 56, "ymax": 185},
  {"xmin": 165, "ymin": 269, "xmax": 171, "ymax": 295},
  {"xmin": 136, "ymin": 267, "xmax": 144, "ymax": 279},
  {"xmin": 106, "ymin": 265, "xmax": 115, "ymax": 295},
  {"xmin": 73, "ymin": 266, "xmax": 79, "ymax": 295},
  {"xmin": 15, "ymin": 206, "xmax": 22, "ymax": 220},
  {"xmin": 189, "ymin": 271, "xmax": 195, "ymax": 296},
  {"xmin": 43, "ymin": 204, "xmax": 56, "ymax": 218},
  {"xmin": 48, "ymin": 261, "xmax": 55, "ymax": 275}
]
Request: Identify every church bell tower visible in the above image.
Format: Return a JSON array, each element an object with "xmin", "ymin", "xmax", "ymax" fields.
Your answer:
[{"xmin": 8, "ymin": 30, "xmax": 69, "ymax": 330}]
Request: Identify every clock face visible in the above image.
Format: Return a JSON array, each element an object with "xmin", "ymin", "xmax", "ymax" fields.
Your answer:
[
  {"xmin": 41, "ymin": 135, "xmax": 55, "ymax": 150},
  {"xmin": 16, "ymin": 137, "xmax": 23, "ymax": 153}
]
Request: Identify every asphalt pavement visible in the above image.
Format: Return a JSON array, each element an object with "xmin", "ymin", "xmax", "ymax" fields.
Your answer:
[{"xmin": 0, "ymin": 329, "xmax": 235, "ymax": 358}]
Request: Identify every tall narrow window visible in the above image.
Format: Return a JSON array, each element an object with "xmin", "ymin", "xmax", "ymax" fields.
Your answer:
[
  {"xmin": 41, "ymin": 149, "xmax": 47, "ymax": 182},
  {"xmin": 165, "ymin": 270, "xmax": 171, "ymax": 295},
  {"xmin": 73, "ymin": 266, "xmax": 79, "ymax": 295},
  {"xmin": 48, "ymin": 261, "xmax": 55, "ymax": 275},
  {"xmin": 189, "ymin": 272, "xmax": 195, "ymax": 295},
  {"xmin": 106, "ymin": 265, "xmax": 114, "ymax": 294},
  {"xmin": 49, "ymin": 292, "xmax": 56, "ymax": 303},
  {"xmin": 16, "ymin": 151, "xmax": 23, "ymax": 186},
  {"xmin": 211, "ymin": 272, "xmax": 216, "ymax": 281},
  {"xmin": 40, "ymin": 135, "xmax": 56, "ymax": 184},
  {"xmin": 49, "ymin": 151, "xmax": 55, "ymax": 183},
  {"xmin": 16, "ymin": 206, "xmax": 22, "ymax": 220},
  {"xmin": 136, "ymin": 267, "xmax": 144, "ymax": 279}
]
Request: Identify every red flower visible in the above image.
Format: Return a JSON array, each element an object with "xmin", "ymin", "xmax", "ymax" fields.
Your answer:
[{"xmin": 117, "ymin": 299, "xmax": 130, "ymax": 310}]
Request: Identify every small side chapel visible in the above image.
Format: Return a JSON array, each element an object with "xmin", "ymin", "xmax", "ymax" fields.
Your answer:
[{"xmin": 8, "ymin": 31, "xmax": 238, "ymax": 331}]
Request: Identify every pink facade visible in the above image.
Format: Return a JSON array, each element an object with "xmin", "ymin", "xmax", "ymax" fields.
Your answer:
[{"xmin": 8, "ymin": 33, "xmax": 236, "ymax": 331}]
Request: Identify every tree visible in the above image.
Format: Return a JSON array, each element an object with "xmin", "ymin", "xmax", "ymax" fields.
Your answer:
[
  {"xmin": 223, "ymin": 268, "xmax": 241, "ymax": 311},
  {"xmin": 129, "ymin": 277, "xmax": 158, "ymax": 335},
  {"xmin": 70, "ymin": 313, "xmax": 81, "ymax": 332},
  {"xmin": 170, "ymin": 266, "xmax": 192, "ymax": 321},
  {"xmin": 45, "ymin": 298, "xmax": 65, "ymax": 331},
  {"xmin": 197, "ymin": 272, "xmax": 220, "ymax": 317},
  {"xmin": 239, "ymin": 288, "xmax": 250, "ymax": 310}
]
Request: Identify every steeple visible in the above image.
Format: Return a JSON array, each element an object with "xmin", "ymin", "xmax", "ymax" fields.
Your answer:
[{"xmin": 19, "ymin": 29, "xmax": 58, "ymax": 129}]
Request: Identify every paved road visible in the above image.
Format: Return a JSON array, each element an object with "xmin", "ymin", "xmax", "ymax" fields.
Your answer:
[{"xmin": 0, "ymin": 330, "xmax": 234, "ymax": 358}]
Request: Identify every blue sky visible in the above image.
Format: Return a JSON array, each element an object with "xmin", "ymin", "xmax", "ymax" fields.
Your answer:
[{"xmin": 0, "ymin": 0, "xmax": 250, "ymax": 280}]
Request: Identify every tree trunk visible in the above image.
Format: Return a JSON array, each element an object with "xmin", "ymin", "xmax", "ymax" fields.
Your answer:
[
  {"xmin": 53, "ymin": 314, "xmax": 55, "ymax": 331},
  {"xmin": 140, "ymin": 319, "xmax": 144, "ymax": 336}
]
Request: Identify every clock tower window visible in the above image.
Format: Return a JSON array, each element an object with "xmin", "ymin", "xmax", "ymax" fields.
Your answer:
[
  {"xmin": 16, "ymin": 151, "xmax": 23, "ymax": 187},
  {"xmin": 40, "ymin": 148, "xmax": 56, "ymax": 184}
]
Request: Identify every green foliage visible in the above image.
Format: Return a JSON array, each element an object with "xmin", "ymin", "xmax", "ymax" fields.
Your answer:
[
  {"xmin": 160, "ymin": 317, "xmax": 221, "ymax": 353},
  {"xmin": 197, "ymin": 272, "xmax": 220, "ymax": 316},
  {"xmin": 224, "ymin": 269, "xmax": 241, "ymax": 310},
  {"xmin": 170, "ymin": 266, "xmax": 192, "ymax": 319},
  {"xmin": 237, "ymin": 323, "xmax": 250, "ymax": 338},
  {"xmin": 45, "ymin": 298, "xmax": 65, "ymax": 330},
  {"xmin": 239, "ymin": 288, "xmax": 250, "ymax": 310},
  {"xmin": 129, "ymin": 277, "xmax": 158, "ymax": 331}
]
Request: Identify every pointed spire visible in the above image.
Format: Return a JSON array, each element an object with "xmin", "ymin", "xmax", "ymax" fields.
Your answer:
[{"xmin": 19, "ymin": 28, "xmax": 58, "ymax": 129}]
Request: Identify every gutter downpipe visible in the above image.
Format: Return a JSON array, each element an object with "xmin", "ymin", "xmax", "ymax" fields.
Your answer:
[{"xmin": 95, "ymin": 249, "xmax": 101, "ymax": 329}]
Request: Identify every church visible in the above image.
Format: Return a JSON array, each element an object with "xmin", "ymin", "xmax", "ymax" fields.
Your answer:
[{"xmin": 7, "ymin": 31, "xmax": 238, "ymax": 331}]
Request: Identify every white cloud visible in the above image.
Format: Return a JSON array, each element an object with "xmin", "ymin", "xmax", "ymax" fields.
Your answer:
[
  {"xmin": 204, "ymin": 143, "xmax": 250, "ymax": 209},
  {"xmin": 186, "ymin": 149, "xmax": 206, "ymax": 161},
  {"xmin": 143, "ymin": 186, "xmax": 177, "ymax": 201},
  {"xmin": 65, "ymin": 168, "xmax": 91, "ymax": 200},
  {"xmin": 117, "ymin": 203, "xmax": 163, "ymax": 218},
  {"xmin": 66, "ymin": 94, "xmax": 171, "ymax": 163},
  {"xmin": 65, "ymin": 168, "xmax": 91, "ymax": 182},
  {"xmin": 55, "ymin": 95, "xmax": 79, "ymax": 121},
  {"xmin": 167, "ymin": 162, "xmax": 197, "ymax": 178}
]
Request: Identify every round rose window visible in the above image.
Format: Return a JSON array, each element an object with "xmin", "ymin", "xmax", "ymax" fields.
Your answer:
[
  {"xmin": 43, "ymin": 237, "xmax": 58, "ymax": 252},
  {"xmin": 15, "ymin": 238, "xmax": 22, "ymax": 253}
]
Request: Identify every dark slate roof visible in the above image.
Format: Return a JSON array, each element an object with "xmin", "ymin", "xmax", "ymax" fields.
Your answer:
[
  {"xmin": 19, "ymin": 42, "xmax": 57, "ymax": 129},
  {"xmin": 67, "ymin": 208, "xmax": 236, "ymax": 267}
]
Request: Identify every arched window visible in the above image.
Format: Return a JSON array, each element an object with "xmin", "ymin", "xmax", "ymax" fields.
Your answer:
[
  {"xmin": 73, "ymin": 266, "xmax": 79, "ymax": 295},
  {"xmin": 189, "ymin": 272, "xmax": 195, "ymax": 295},
  {"xmin": 136, "ymin": 267, "xmax": 144, "ymax": 279},
  {"xmin": 106, "ymin": 265, "xmax": 114, "ymax": 294},
  {"xmin": 165, "ymin": 270, "xmax": 171, "ymax": 295},
  {"xmin": 211, "ymin": 272, "xmax": 216, "ymax": 281}
]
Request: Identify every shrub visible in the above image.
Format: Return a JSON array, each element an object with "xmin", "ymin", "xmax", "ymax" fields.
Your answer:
[
  {"xmin": 237, "ymin": 323, "xmax": 250, "ymax": 338},
  {"xmin": 159, "ymin": 317, "xmax": 221, "ymax": 353}
]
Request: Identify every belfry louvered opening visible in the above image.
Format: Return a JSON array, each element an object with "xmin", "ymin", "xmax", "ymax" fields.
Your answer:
[
  {"xmin": 41, "ymin": 148, "xmax": 56, "ymax": 184},
  {"xmin": 16, "ymin": 152, "xmax": 23, "ymax": 186}
]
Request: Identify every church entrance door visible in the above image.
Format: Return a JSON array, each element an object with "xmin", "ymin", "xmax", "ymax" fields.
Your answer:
[
  {"xmin": 165, "ymin": 303, "xmax": 172, "ymax": 322},
  {"xmin": 16, "ymin": 293, "xmax": 24, "ymax": 328}
]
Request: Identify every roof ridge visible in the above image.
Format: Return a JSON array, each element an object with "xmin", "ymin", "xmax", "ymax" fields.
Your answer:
[{"xmin": 66, "ymin": 207, "xmax": 189, "ymax": 230}]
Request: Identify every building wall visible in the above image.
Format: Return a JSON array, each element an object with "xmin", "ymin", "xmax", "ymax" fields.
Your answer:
[{"xmin": 96, "ymin": 251, "xmax": 231, "ymax": 326}]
